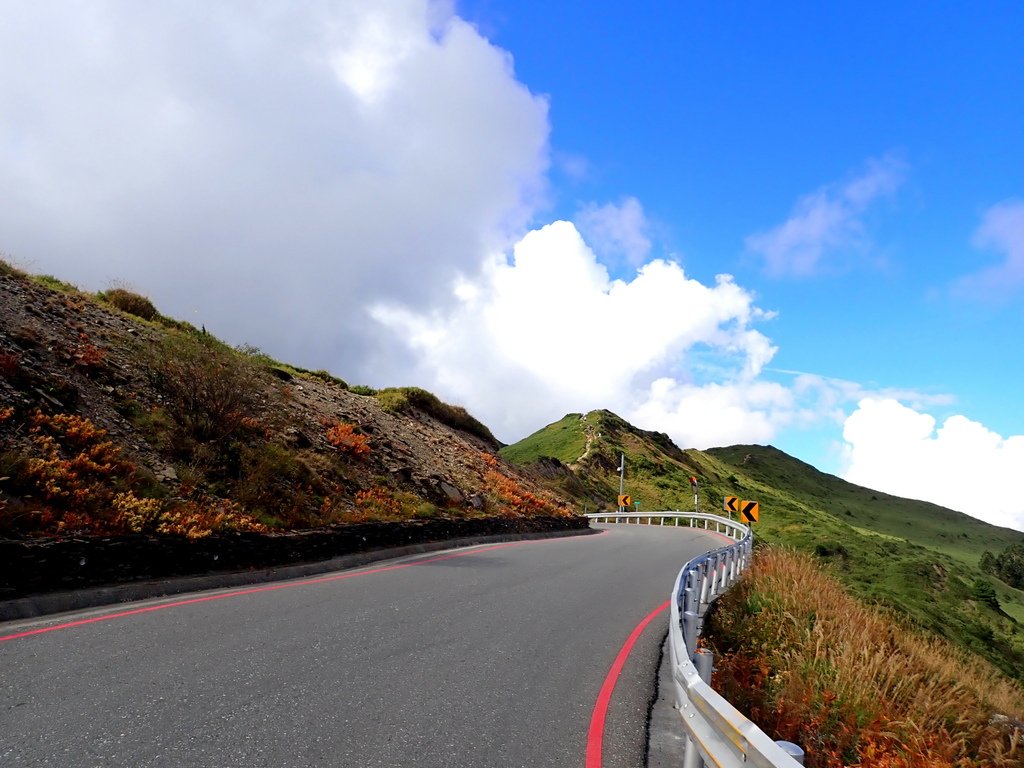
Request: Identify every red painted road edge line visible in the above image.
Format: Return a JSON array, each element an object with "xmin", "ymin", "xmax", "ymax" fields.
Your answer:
[
  {"xmin": 586, "ymin": 600, "xmax": 671, "ymax": 768},
  {"xmin": 0, "ymin": 540, "xmax": 533, "ymax": 643}
]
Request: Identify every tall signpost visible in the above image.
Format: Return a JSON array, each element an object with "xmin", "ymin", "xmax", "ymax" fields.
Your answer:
[
  {"xmin": 618, "ymin": 453, "xmax": 625, "ymax": 512},
  {"xmin": 690, "ymin": 475, "xmax": 699, "ymax": 513}
]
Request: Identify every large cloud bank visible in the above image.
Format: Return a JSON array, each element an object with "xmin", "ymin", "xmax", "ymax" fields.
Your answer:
[{"xmin": 0, "ymin": 0, "xmax": 548, "ymax": 369}]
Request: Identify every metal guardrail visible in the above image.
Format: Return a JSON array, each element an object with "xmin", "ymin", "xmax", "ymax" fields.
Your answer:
[{"xmin": 586, "ymin": 512, "xmax": 805, "ymax": 767}]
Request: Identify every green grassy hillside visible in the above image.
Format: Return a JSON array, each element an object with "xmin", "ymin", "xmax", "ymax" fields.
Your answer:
[
  {"xmin": 499, "ymin": 413, "xmax": 589, "ymax": 465},
  {"xmin": 503, "ymin": 414, "xmax": 1024, "ymax": 680},
  {"xmin": 708, "ymin": 445, "xmax": 1024, "ymax": 569},
  {"xmin": 501, "ymin": 409, "xmax": 705, "ymax": 510}
]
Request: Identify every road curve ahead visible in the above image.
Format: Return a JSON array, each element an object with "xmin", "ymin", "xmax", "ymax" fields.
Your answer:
[{"xmin": 1, "ymin": 523, "xmax": 728, "ymax": 768}]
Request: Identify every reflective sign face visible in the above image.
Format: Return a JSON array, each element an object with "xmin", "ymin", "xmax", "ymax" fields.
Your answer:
[
  {"xmin": 724, "ymin": 496, "xmax": 739, "ymax": 513},
  {"xmin": 617, "ymin": 494, "xmax": 632, "ymax": 507},
  {"xmin": 740, "ymin": 500, "xmax": 759, "ymax": 523}
]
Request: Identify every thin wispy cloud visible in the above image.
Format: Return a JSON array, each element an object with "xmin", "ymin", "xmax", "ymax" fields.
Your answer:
[
  {"xmin": 575, "ymin": 196, "xmax": 652, "ymax": 266},
  {"xmin": 746, "ymin": 156, "xmax": 905, "ymax": 278},
  {"xmin": 952, "ymin": 200, "xmax": 1024, "ymax": 301}
]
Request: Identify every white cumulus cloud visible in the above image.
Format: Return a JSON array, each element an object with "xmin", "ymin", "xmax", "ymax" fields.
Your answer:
[
  {"xmin": 374, "ymin": 219, "xmax": 787, "ymax": 443},
  {"xmin": 630, "ymin": 378, "xmax": 795, "ymax": 449},
  {"xmin": 842, "ymin": 398, "xmax": 1024, "ymax": 532},
  {"xmin": 746, "ymin": 155, "xmax": 904, "ymax": 278}
]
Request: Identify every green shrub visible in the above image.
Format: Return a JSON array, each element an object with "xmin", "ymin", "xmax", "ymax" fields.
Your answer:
[
  {"xmin": 375, "ymin": 387, "xmax": 498, "ymax": 446},
  {"xmin": 99, "ymin": 288, "xmax": 159, "ymax": 320},
  {"xmin": 376, "ymin": 388, "xmax": 410, "ymax": 413},
  {"xmin": 349, "ymin": 385, "xmax": 377, "ymax": 396},
  {"xmin": 971, "ymin": 578, "xmax": 1001, "ymax": 609},
  {"xmin": 306, "ymin": 369, "xmax": 348, "ymax": 388},
  {"xmin": 144, "ymin": 334, "xmax": 262, "ymax": 443},
  {"xmin": 233, "ymin": 442, "xmax": 321, "ymax": 526},
  {"xmin": 33, "ymin": 274, "xmax": 79, "ymax": 292},
  {"xmin": 236, "ymin": 344, "xmax": 282, "ymax": 367}
]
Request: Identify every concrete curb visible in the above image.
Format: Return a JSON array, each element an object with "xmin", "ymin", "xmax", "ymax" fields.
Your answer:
[{"xmin": 0, "ymin": 527, "xmax": 597, "ymax": 622}]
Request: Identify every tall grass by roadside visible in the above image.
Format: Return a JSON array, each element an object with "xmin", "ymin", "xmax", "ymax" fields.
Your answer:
[{"xmin": 706, "ymin": 547, "xmax": 1024, "ymax": 767}]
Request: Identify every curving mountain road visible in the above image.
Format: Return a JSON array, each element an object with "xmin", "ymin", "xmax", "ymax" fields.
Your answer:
[{"xmin": 1, "ymin": 523, "xmax": 728, "ymax": 768}]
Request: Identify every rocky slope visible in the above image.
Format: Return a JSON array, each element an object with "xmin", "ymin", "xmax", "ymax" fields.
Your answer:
[{"xmin": 0, "ymin": 261, "xmax": 571, "ymax": 542}]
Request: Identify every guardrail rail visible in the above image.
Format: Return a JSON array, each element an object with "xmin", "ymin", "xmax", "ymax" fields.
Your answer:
[{"xmin": 586, "ymin": 512, "xmax": 805, "ymax": 767}]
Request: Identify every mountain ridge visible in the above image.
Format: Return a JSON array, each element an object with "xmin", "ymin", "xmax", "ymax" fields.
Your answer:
[{"xmin": 502, "ymin": 409, "xmax": 1024, "ymax": 679}]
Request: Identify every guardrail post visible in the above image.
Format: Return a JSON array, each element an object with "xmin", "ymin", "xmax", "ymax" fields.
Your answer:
[
  {"xmin": 698, "ymin": 562, "xmax": 710, "ymax": 608},
  {"xmin": 775, "ymin": 741, "xmax": 805, "ymax": 765},
  {"xmin": 709, "ymin": 554, "xmax": 720, "ymax": 600},
  {"xmin": 684, "ymin": 574, "xmax": 698, "ymax": 615},
  {"xmin": 694, "ymin": 647, "xmax": 713, "ymax": 684},
  {"xmin": 683, "ymin": 738, "xmax": 704, "ymax": 768},
  {"xmin": 684, "ymin": 648, "xmax": 718, "ymax": 768},
  {"xmin": 682, "ymin": 610, "xmax": 700, "ymax": 658}
]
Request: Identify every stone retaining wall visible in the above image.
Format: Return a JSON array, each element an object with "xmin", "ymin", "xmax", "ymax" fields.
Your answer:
[{"xmin": 0, "ymin": 515, "xmax": 589, "ymax": 598}]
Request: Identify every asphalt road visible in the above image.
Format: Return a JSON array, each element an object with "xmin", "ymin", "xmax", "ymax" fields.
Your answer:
[{"xmin": 1, "ymin": 523, "xmax": 727, "ymax": 768}]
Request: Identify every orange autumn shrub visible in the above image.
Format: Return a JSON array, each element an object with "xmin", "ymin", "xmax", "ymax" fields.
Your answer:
[
  {"xmin": 18, "ymin": 411, "xmax": 139, "ymax": 532},
  {"xmin": 478, "ymin": 452, "xmax": 567, "ymax": 517},
  {"xmin": 155, "ymin": 496, "xmax": 267, "ymax": 539},
  {"xmin": 326, "ymin": 421, "xmax": 371, "ymax": 458},
  {"xmin": 353, "ymin": 486, "xmax": 402, "ymax": 521},
  {"xmin": 4, "ymin": 410, "xmax": 266, "ymax": 539},
  {"xmin": 72, "ymin": 332, "xmax": 106, "ymax": 370}
]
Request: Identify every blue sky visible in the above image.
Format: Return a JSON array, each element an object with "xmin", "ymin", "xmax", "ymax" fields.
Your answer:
[
  {"xmin": 1, "ymin": 2, "xmax": 1021, "ymax": 529},
  {"xmin": 460, "ymin": 0, "xmax": 1024, "ymax": 479}
]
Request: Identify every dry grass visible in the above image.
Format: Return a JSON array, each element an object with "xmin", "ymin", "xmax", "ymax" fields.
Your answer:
[{"xmin": 707, "ymin": 547, "xmax": 1024, "ymax": 767}]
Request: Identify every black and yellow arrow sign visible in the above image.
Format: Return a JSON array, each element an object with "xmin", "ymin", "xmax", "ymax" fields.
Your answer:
[
  {"xmin": 617, "ymin": 494, "xmax": 632, "ymax": 508},
  {"xmin": 740, "ymin": 500, "xmax": 760, "ymax": 523},
  {"xmin": 724, "ymin": 496, "xmax": 739, "ymax": 514}
]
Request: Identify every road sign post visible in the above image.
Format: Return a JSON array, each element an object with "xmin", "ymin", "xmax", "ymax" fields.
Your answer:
[{"xmin": 618, "ymin": 453, "xmax": 625, "ymax": 511}]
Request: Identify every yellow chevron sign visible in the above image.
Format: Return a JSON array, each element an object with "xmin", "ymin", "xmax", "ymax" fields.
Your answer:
[
  {"xmin": 740, "ymin": 500, "xmax": 760, "ymax": 523},
  {"xmin": 724, "ymin": 496, "xmax": 739, "ymax": 514},
  {"xmin": 617, "ymin": 494, "xmax": 632, "ymax": 508}
]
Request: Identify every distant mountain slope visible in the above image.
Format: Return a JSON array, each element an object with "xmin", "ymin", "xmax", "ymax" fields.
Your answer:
[
  {"xmin": 503, "ymin": 412, "xmax": 1024, "ymax": 679},
  {"xmin": 708, "ymin": 444, "xmax": 1024, "ymax": 571}
]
